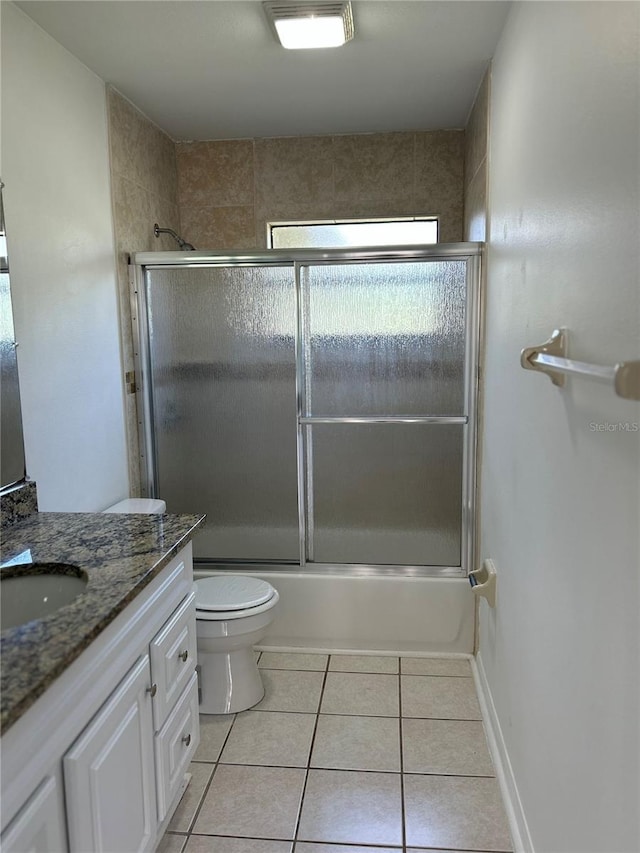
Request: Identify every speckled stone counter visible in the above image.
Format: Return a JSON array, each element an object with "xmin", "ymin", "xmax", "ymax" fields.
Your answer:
[
  {"xmin": 0, "ymin": 511, "xmax": 205, "ymax": 733},
  {"xmin": 0, "ymin": 481, "xmax": 38, "ymax": 532}
]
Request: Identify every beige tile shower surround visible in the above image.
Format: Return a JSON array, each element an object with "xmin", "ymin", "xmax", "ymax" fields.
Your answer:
[
  {"xmin": 108, "ymin": 87, "xmax": 467, "ymax": 495},
  {"xmin": 107, "ymin": 87, "xmax": 181, "ymax": 494},
  {"xmin": 176, "ymin": 130, "xmax": 465, "ymax": 250},
  {"xmin": 159, "ymin": 652, "xmax": 513, "ymax": 853},
  {"xmin": 463, "ymin": 68, "xmax": 490, "ymax": 242}
]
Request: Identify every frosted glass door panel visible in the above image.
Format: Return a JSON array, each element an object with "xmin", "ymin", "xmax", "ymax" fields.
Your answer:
[
  {"xmin": 145, "ymin": 266, "xmax": 298, "ymax": 561},
  {"xmin": 309, "ymin": 424, "xmax": 463, "ymax": 566},
  {"xmin": 302, "ymin": 261, "xmax": 467, "ymax": 417}
]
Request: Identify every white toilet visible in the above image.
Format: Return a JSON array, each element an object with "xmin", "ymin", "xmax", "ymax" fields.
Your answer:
[{"xmin": 194, "ymin": 576, "xmax": 279, "ymax": 714}]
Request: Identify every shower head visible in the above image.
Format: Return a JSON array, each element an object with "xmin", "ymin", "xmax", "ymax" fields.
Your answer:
[{"xmin": 153, "ymin": 223, "xmax": 195, "ymax": 251}]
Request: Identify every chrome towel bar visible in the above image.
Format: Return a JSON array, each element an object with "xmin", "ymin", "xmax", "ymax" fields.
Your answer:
[{"xmin": 521, "ymin": 329, "xmax": 640, "ymax": 401}]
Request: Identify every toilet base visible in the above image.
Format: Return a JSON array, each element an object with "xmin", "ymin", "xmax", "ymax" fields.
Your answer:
[{"xmin": 198, "ymin": 646, "xmax": 264, "ymax": 714}]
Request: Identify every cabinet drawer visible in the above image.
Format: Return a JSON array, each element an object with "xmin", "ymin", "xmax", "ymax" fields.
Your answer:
[
  {"xmin": 149, "ymin": 591, "xmax": 197, "ymax": 729},
  {"xmin": 154, "ymin": 672, "xmax": 199, "ymax": 822}
]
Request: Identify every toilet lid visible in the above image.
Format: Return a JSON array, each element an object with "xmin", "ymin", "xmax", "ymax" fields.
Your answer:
[{"xmin": 194, "ymin": 576, "xmax": 274, "ymax": 612}]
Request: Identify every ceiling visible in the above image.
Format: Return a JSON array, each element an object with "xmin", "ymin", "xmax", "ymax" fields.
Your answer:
[{"xmin": 16, "ymin": 0, "xmax": 510, "ymax": 141}]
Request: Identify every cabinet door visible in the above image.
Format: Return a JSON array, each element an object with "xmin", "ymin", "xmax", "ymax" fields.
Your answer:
[
  {"xmin": 64, "ymin": 655, "xmax": 157, "ymax": 853},
  {"xmin": 0, "ymin": 776, "xmax": 66, "ymax": 853}
]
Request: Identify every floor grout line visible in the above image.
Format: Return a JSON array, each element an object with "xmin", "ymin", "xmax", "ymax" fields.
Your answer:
[
  {"xmin": 399, "ymin": 655, "xmax": 407, "ymax": 852},
  {"xmin": 206, "ymin": 760, "xmax": 495, "ymax": 778},
  {"xmin": 185, "ymin": 761, "xmax": 217, "ymax": 835},
  {"xmin": 248, "ymin": 706, "xmax": 483, "ymax": 722},
  {"xmin": 185, "ymin": 713, "xmax": 238, "ymax": 835},
  {"xmin": 259, "ymin": 666, "xmax": 472, "ymax": 678},
  {"xmin": 291, "ymin": 651, "xmax": 331, "ymax": 848}
]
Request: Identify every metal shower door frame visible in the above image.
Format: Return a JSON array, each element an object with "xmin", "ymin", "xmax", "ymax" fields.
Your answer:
[{"xmin": 130, "ymin": 244, "xmax": 482, "ymax": 579}]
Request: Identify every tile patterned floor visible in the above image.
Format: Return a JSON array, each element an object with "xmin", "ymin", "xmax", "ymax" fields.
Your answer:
[{"xmin": 159, "ymin": 652, "xmax": 513, "ymax": 853}]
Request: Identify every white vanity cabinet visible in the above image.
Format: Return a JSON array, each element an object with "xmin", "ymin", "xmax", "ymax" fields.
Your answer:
[{"xmin": 0, "ymin": 543, "xmax": 199, "ymax": 853}]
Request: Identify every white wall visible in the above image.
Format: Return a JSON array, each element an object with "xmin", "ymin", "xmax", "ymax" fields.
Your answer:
[
  {"xmin": 0, "ymin": 3, "xmax": 128, "ymax": 510},
  {"xmin": 480, "ymin": 3, "xmax": 639, "ymax": 852}
]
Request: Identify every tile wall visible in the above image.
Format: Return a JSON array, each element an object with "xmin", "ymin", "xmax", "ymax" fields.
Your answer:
[
  {"xmin": 107, "ymin": 88, "xmax": 181, "ymax": 493},
  {"xmin": 107, "ymin": 93, "xmax": 474, "ymax": 492},
  {"xmin": 175, "ymin": 130, "xmax": 465, "ymax": 250},
  {"xmin": 463, "ymin": 68, "xmax": 490, "ymax": 241}
]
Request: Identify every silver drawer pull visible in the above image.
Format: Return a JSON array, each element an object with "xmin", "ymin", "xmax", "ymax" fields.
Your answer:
[
  {"xmin": 178, "ymin": 649, "xmax": 189, "ymax": 663},
  {"xmin": 147, "ymin": 683, "xmax": 157, "ymax": 697},
  {"xmin": 182, "ymin": 733, "xmax": 191, "ymax": 747}
]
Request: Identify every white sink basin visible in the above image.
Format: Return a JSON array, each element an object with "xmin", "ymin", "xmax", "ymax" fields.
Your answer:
[{"xmin": 1, "ymin": 565, "xmax": 88, "ymax": 630}]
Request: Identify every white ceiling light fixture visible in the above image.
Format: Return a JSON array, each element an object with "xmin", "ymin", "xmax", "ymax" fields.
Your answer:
[{"xmin": 263, "ymin": 1, "xmax": 354, "ymax": 50}]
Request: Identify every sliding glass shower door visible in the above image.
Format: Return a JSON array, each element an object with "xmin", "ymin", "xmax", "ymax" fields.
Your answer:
[
  {"xmin": 142, "ymin": 264, "xmax": 299, "ymax": 561},
  {"xmin": 299, "ymin": 260, "xmax": 468, "ymax": 567},
  {"xmin": 134, "ymin": 246, "xmax": 480, "ymax": 574}
]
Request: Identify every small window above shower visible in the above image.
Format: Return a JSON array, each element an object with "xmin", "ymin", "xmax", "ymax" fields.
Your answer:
[{"xmin": 268, "ymin": 216, "xmax": 439, "ymax": 249}]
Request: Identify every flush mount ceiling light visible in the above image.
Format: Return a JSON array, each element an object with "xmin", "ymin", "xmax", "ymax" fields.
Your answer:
[{"xmin": 263, "ymin": 1, "xmax": 354, "ymax": 50}]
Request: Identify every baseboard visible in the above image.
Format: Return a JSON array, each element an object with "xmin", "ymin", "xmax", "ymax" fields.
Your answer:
[{"xmin": 471, "ymin": 653, "xmax": 535, "ymax": 853}]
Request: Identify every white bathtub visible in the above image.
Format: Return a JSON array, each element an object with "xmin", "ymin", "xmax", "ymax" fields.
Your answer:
[{"xmin": 193, "ymin": 569, "xmax": 475, "ymax": 655}]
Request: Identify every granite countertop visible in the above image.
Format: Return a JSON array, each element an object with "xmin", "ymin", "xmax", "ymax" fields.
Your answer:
[{"xmin": 0, "ymin": 511, "xmax": 205, "ymax": 733}]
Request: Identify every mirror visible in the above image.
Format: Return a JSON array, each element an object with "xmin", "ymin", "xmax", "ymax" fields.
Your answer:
[{"xmin": 0, "ymin": 180, "xmax": 27, "ymax": 488}]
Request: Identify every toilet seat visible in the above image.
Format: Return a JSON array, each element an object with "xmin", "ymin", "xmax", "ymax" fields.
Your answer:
[{"xmin": 195, "ymin": 576, "xmax": 277, "ymax": 621}]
